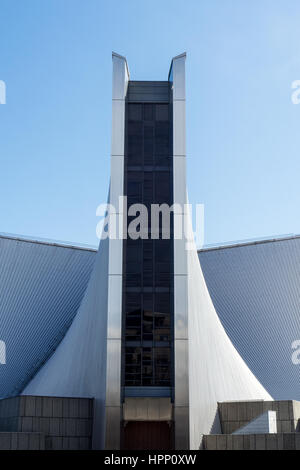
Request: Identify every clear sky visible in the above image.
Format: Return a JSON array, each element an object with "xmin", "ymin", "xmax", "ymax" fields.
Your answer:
[{"xmin": 0, "ymin": 0, "xmax": 300, "ymax": 248}]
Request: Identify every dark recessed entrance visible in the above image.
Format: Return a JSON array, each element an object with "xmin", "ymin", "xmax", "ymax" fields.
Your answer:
[{"xmin": 122, "ymin": 421, "xmax": 173, "ymax": 450}]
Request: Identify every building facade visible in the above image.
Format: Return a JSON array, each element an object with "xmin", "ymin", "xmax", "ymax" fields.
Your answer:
[{"xmin": 5, "ymin": 55, "xmax": 300, "ymax": 450}]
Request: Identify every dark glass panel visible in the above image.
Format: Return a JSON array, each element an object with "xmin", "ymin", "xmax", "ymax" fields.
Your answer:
[
  {"xmin": 126, "ymin": 241, "xmax": 142, "ymax": 277},
  {"xmin": 155, "ymin": 172, "xmax": 171, "ymax": 203},
  {"xmin": 144, "ymin": 125, "xmax": 154, "ymax": 165},
  {"xmin": 126, "ymin": 262, "xmax": 141, "ymax": 275},
  {"xmin": 155, "ymin": 272, "xmax": 170, "ymax": 287},
  {"xmin": 142, "ymin": 348, "xmax": 153, "ymax": 386},
  {"xmin": 126, "ymin": 312, "xmax": 141, "ymax": 328},
  {"xmin": 128, "ymin": 121, "xmax": 143, "ymax": 137},
  {"xmin": 128, "ymin": 121, "xmax": 143, "ymax": 164},
  {"xmin": 143, "ymin": 239, "xmax": 153, "ymax": 261},
  {"xmin": 123, "ymin": 100, "xmax": 173, "ymax": 389},
  {"xmin": 154, "ymin": 348, "xmax": 171, "ymax": 385},
  {"xmin": 143, "ymin": 238, "xmax": 153, "ymax": 286},
  {"xmin": 127, "ymin": 171, "xmax": 143, "ymax": 182},
  {"xmin": 142, "ymin": 310, "xmax": 153, "ymax": 341},
  {"xmin": 155, "ymin": 121, "xmax": 169, "ymax": 156},
  {"xmin": 154, "ymin": 309, "xmax": 170, "ymax": 342},
  {"xmin": 125, "ymin": 347, "xmax": 141, "ymax": 386},
  {"xmin": 144, "ymin": 104, "xmax": 154, "ymax": 121},
  {"xmin": 143, "ymin": 293, "xmax": 153, "ymax": 310},
  {"xmin": 143, "ymin": 258, "xmax": 153, "ymax": 272},
  {"xmin": 155, "ymin": 155, "xmax": 171, "ymax": 167},
  {"xmin": 154, "ymin": 313, "xmax": 170, "ymax": 329},
  {"xmin": 127, "ymin": 181, "xmax": 142, "ymax": 198},
  {"xmin": 155, "ymin": 240, "xmax": 171, "ymax": 263},
  {"xmin": 155, "ymin": 104, "xmax": 169, "ymax": 121},
  {"xmin": 143, "ymin": 272, "xmax": 153, "ymax": 287},
  {"xmin": 126, "ymin": 327, "xmax": 141, "ymax": 341},
  {"xmin": 143, "ymin": 172, "xmax": 153, "ymax": 208},
  {"xmin": 125, "ymin": 347, "xmax": 141, "ymax": 365},
  {"xmin": 154, "ymin": 292, "xmax": 170, "ymax": 314},
  {"xmin": 154, "ymin": 328, "xmax": 170, "ymax": 342},
  {"xmin": 126, "ymin": 273, "xmax": 142, "ymax": 288},
  {"xmin": 156, "ymin": 262, "xmax": 170, "ymax": 274},
  {"xmin": 128, "ymin": 104, "xmax": 142, "ymax": 121},
  {"xmin": 126, "ymin": 292, "xmax": 140, "ymax": 309}
]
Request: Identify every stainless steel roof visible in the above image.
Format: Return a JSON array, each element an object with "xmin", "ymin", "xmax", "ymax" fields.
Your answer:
[
  {"xmin": 199, "ymin": 235, "xmax": 300, "ymax": 400},
  {"xmin": 0, "ymin": 235, "xmax": 95, "ymax": 397},
  {"xmin": 0, "ymin": 233, "xmax": 300, "ymax": 400}
]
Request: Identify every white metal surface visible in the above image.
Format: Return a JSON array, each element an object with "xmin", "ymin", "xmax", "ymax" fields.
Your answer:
[
  {"xmin": 174, "ymin": 276, "xmax": 188, "ymax": 339},
  {"xmin": 111, "ymin": 101, "xmax": 125, "ymax": 156},
  {"xmin": 109, "ymin": 155, "xmax": 124, "ymax": 212},
  {"xmin": 186, "ymin": 207, "xmax": 272, "ymax": 449},
  {"xmin": 173, "ymin": 101, "xmax": 186, "ymax": 156},
  {"xmin": 0, "ymin": 235, "xmax": 95, "ymax": 398},
  {"xmin": 171, "ymin": 53, "xmax": 186, "ymax": 101},
  {"xmin": 199, "ymin": 236, "xmax": 300, "ymax": 401},
  {"xmin": 173, "ymin": 156, "xmax": 187, "ymax": 208},
  {"xmin": 174, "ymin": 237, "xmax": 188, "ymax": 275},
  {"xmin": 22, "ymin": 236, "xmax": 110, "ymax": 449},
  {"xmin": 105, "ymin": 52, "xmax": 129, "ymax": 449},
  {"xmin": 1, "ymin": 234, "xmax": 298, "ymax": 410},
  {"xmin": 106, "ymin": 276, "xmax": 123, "ymax": 338},
  {"xmin": 170, "ymin": 53, "xmax": 190, "ymax": 449}
]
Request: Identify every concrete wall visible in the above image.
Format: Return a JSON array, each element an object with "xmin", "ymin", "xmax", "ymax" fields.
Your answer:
[
  {"xmin": 0, "ymin": 396, "xmax": 93, "ymax": 450},
  {"xmin": 218, "ymin": 400, "xmax": 300, "ymax": 434},
  {"xmin": 0, "ymin": 433, "xmax": 45, "ymax": 450},
  {"xmin": 232, "ymin": 410, "xmax": 277, "ymax": 435},
  {"xmin": 203, "ymin": 433, "xmax": 300, "ymax": 450}
]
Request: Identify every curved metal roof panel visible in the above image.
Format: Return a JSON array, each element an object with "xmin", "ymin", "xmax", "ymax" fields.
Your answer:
[
  {"xmin": 1, "ymin": 234, "xmax": 300, "ymax": 401},
  {"xmin": 199, "ymin": 236, "xmax": 300, "ymax": 400},
  {"xmin": 0, "ymin": 235, "xmax": 95, "ymax": 398}
]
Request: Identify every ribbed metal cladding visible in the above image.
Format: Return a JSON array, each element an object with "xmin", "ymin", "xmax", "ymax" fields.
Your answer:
[
  {"xmin": 0, "ymin": 235, "xmax": 95, "ymax": 398},
  {"xmin": 199, "ymin": 236, "xmax": 300, "ymax": 401},
  {"xmin": 2, "ymin": 233, "xmax": 300, "ymax": 405}
]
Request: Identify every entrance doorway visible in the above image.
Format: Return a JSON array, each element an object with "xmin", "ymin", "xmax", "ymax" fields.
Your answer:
[{"xmin": 122, "ymin": 421, "xmax": 173, "ymax": 450}]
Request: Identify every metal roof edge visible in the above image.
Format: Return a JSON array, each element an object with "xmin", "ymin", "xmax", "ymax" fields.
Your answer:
[
  {"xmin": 0, "ymin": 233, "xmax": 98, "ymax": 253},
  {"xmin": 1, "ymin": 232, "xmax": 299, "ymax": 256},
  {"xmin": 198, "ymin": 234, "xmax": 300, "ymax": 254},
  {"xmin": 112, "ymin": 51, "xmax": 130, "ymax": 79},
  {"xmin": 168, "ymin": 52, "xmax": 186, "ymax": 80}
]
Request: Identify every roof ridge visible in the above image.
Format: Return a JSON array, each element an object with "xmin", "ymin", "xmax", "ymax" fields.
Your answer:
[
  {"xmin": 0, "ymin": 233, "xmax": 98, "ymax": 253},
  {"xmin": 198, "ymin": 234, "xmax": 300, "ymax": 253}
]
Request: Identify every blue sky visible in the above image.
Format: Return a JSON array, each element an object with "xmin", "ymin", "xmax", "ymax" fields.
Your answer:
[{"xmin": 0, "ymin": 0, "xmax": 300, "ymax": 248}]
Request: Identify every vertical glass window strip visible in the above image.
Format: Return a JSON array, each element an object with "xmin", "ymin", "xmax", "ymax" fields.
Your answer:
[{"xmin": 123, "ymin": 99, "xmax": 173, "ymax": 388}]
